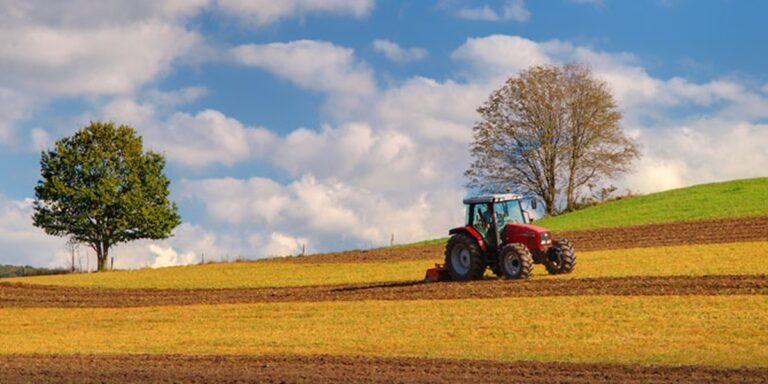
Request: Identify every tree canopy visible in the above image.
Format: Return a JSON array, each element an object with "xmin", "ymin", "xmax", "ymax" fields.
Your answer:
[
  {"xmin": 33, "ymin": 121, "xmax": 181, "ymax": 271},
  {"xmin": 466, "ymin": 64, "xmax": 640, "ymax": 216}
]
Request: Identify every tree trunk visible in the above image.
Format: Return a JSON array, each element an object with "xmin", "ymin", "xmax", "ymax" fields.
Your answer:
[
  {"xmin": 94, "ymin": 241, "xmax": 109, "ymax": 272},
  {"xmin": 566, "ymin": 163, "xmax": 576, "ymax": 212},
  {"xmin": 544, "ymin": 195, "xmax": 556, "ymax": 216}
]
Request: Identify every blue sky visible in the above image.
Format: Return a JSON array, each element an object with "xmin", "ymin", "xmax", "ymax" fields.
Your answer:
[{"xmin": 1, "ymin": 0, "xmax": 766, "ymax": 269}]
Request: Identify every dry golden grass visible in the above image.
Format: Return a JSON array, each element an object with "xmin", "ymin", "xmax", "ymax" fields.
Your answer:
[
  {"xmin": 1, "ymin": 295, "xmax": 766, "ymax": 367},
  {"xmin": 8, "ymin": 241, "xmax": 767, "ymax": 289}
]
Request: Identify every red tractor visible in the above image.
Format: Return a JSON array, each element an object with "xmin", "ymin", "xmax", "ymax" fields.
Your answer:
[{"xmin": 427, "ymin": 194, "xmax": 575, "ymax": 281}]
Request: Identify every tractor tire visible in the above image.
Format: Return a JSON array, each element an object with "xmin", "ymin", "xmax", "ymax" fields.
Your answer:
[
  {"xmin": 497, "ymin": 243, "xmax": 533, "ymax": 279},
  {"xmin": 544, "ymin": 238, "xmax": 576, "ymax": 275},
  {"xmin": 445, "ymin": 233, "xmax": 486, "ymax": 281}
]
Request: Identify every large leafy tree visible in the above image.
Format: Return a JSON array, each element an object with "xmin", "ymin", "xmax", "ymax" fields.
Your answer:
[
  {"xmin": 466, "ymin": 64, "xmax": 639, "ymax": 215},
  {"xmin": 33, "ymin": 121, "xmax": 181, "ymax": 271}
]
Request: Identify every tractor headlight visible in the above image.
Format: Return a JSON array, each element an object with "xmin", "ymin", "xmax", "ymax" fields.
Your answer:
[{"xmin": 540, "ymin": 232, "xmax": 552, "ymax": 245}]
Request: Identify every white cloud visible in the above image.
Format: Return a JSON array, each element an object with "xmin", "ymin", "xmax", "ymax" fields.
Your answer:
[
  {"xmin": 181, "ymin": 175, "xmax": 464, "ymax": 249},
  {"xmin": 0, "ymin": 1, "xmax": 210, "ymax": 27},
  {"xmin": 256, "ymin": 232, "xmax": 309, "ymax": 257},
  {"xmin": 148, "ymin": 244, "xmax": 197, "ymax": 268},
  {"xmin": 161, "ymin": 110, "xmax": 275, "ymax": 167},
  {"xmin": 372, "ymin": 39, "xmax": 428, "ymax": 63},
  {"xmin": 100, "ymin": 99, "xmax": 275, "ymax": 168},
  {"xmin": 0, "ymin": 23, "xmax": 201, "ymax": 96},
  {"xmin": 0, "ymin": 196, "xmax": 68, "ymax": 268},
  {"xmin": 29, "ymin": 128, "xmax": 50, "ymax": 151},
  {"xmin": 231, "ymin": 40, "xmax": 376, "ymax": 97},
  {"xmin": 0, "ymin": 1, "xmax": 209, "ymax": 144},
  {"xmin": 451, "ymin": 35, "xmax": 553, "ymax": 78},
  {"xmin": 0, "ymin": 88, "xmax": 31, "ymax": 144},
  {"xmin": 622, "ymin": 157, "xmax": 687, "ymax": 193},
  {"xmin": 623, "ymin": 118, "xmax": 768, "ymax": 193},
  {"xmin": 215, "ymin": 0, "xmax": 374, "ymax": 26},
  {"xmin": 457, "ymin": 0, "xmax": 531, "ymax": 22}
]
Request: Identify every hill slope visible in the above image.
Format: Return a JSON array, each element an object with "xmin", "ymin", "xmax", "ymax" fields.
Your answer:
[{"xmin": 536, "ymin": 177, "xmax": 768, "ymax": 232}]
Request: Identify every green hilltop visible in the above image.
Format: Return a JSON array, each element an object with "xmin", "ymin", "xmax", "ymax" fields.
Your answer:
[{"xmin": 536, "ymin": 177, "xmax": 768, "ymax": 232}]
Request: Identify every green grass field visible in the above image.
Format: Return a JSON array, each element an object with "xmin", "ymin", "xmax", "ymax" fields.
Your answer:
[
  {"xmin": 2, "ymin": 296, "xmax": 766, "ymax": 367},
  {"xmin": 9, "ymin": 241, "xmax": 767, "ymax": 289},
  {"xmin": 536, "ymin": 177, "xmax": 768, "ymax": 232}
]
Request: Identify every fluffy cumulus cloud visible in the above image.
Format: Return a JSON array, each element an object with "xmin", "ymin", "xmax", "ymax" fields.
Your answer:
[
  {"xmin": 231, "ymin": 40, "xmax": 376, "ymax": 97},
  {"xmin": 100, "ymin": 98, "xmax": 275, "ymax": 168},
  {"xmin": 180, "ymin": 175, "xmax": 463, "ymax": 251},
  {"xmin": 372, "ymin": 40, "xmax": 428, "ymax": 63},
  {"xmin": 0, "ymin": 1, "xmax": 204, "ymax": 97},
  {"xmin": 0, "ymin": 196, "xmax": 68, "ymax": 267},
  {"xmin": 457, "ymin": 0, "xmax": 531, "ymax": 22},
  {"xmin": 216, "ymin": 0, "xmax": 374, "ymax": 26},
  {"xmin": 0, "ymin": 0, "xmax": 210, "ymax": 147}
]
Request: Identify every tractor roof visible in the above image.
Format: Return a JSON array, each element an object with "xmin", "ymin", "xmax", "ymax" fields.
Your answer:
[{"xmin": 463, "ymin": 194, "xmax": 523, "ymax": 204}]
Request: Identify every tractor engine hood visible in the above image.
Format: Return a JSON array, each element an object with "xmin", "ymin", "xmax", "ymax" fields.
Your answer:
[
  {"xmin": 505, "ymin": 223, "xmax": 549, "ymax": 235},
  {"xmin": 503, "ymin": 223, "xmax": 552, "ymax": 251}
]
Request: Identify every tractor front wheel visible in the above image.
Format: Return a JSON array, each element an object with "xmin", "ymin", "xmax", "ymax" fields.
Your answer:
[
  {"xmin": 544, "ymin": 239, "xmax": 576, "ymax": 275},
  {"xmin": 445, "ymin": 233, "xmax": 485, "ymax": 281},
  {"xmin": 498, "ymin": 243, "xmax": 533, "ymax": 279}
]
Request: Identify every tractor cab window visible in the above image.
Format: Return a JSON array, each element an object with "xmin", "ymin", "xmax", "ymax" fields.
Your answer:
[
  {"xmin": 471, "ymin": 204, "xmax": 493, "ymax": 240},
  {"xmin": 494, "ymin": 200, "xmax": 525, "ymax": 228}
]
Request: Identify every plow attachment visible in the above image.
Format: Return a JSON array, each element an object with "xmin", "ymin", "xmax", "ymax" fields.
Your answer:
[{"xmin": 424, "ymin": 264, "xmax": 450, "ymax": 282}]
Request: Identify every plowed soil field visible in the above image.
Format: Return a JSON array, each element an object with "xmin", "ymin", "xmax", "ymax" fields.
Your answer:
[
  {"xmin": 4, "ymin": 216, "xmax": 766, "ymax": 382},
  {"xmin": 1, "ymin": 354, "xmax": 766, "ymax": 384},
  {"xmin": 556, "ymin": 216, "xmax": 768, "ymax": 252},
  {"xmin": 2, "ymin": 274, "xmax": 765, "ymax": 308},
  {"xmin": 280, "ymin": 216, "xmax": 768, "ymax": 263}
]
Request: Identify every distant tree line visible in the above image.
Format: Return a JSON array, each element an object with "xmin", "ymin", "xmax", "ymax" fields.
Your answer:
[{"xmin": 0, "ymin": 265, "xmax": 69, "ymax": 278}]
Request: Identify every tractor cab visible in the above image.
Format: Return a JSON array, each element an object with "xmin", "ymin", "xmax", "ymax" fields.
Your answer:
[{"xmin": 463, "ymin": 194, "xmax": 529, "ymax": 250}]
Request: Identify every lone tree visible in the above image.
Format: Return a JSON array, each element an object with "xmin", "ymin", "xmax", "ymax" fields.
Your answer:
[
  {"xmin": 33, "ymin": 121, "xmax": 181, "ymax": 271},
  {"xmin": 466, "ymin": 64, "xmax": 639, "ymax": 215}
]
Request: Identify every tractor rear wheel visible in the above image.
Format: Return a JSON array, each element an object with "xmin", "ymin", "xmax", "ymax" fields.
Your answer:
[
  {"xmin": 498, "ymin": 243, "xmax": 533, "ymax": 279},
  {"xmin": 544, "ymin": 239, "xmax": 576, "ymax": 275},
  {"xmin": 445, "ymin": 233, "xmax": 485, "ymax": 281}
]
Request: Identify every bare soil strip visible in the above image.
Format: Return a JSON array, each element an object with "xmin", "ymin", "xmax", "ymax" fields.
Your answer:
[
  {"xmin": 277, "ymin": 216, "xmax": 768, "ymax": 263},
  {"xmin": 1, "ymin": 354, "xmax": 766, "ymax": 384},
  {"xmin": 2, "ymin": 275, "xmax": 765, "ymax": 308}
]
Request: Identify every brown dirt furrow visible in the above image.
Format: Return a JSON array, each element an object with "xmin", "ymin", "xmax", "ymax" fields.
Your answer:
[
  {"xmin": 1, "ymin": 274, "xmax": 765, "ymax": 308},
  {"xmin": 555, "ymin": 216, "xmax": 768, "ymax": 252},
  {"xmin": 280, "ymin": 244, "xmax": 445, "ymax": 263},
  {"xmin": 0, "ymin": 354, "xmax": 766, "ymax": 384},
  {"xmin": 273, "ymin": 216, "xmax": 768, "ymax": 263}
]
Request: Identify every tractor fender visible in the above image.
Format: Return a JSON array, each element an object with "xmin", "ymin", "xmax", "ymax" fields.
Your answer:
[{"xmin": 448, "ymin": 226, "xmax": 487, "ymax": 251}]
